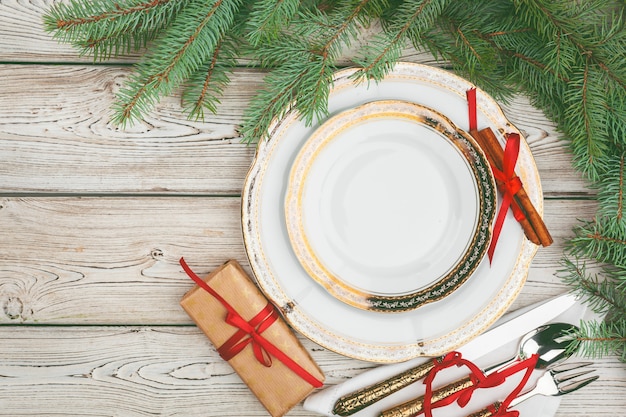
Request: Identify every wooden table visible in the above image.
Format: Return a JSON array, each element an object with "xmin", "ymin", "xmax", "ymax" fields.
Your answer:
[{"xmin": 1, "ymin": 1, "xmax": 624, "ymax": 416}]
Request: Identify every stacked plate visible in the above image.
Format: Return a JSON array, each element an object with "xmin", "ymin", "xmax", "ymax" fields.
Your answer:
[{"xmin": 242, "ymin": 62, "xmax": 542, "ymax": 363}]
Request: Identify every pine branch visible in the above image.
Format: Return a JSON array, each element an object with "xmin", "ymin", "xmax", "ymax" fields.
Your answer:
[
  {"xmin": 569, "ymin": 319, "xmax": 626, "ymax": 362},
  {"xmin": 43, "ymin": 0, "xmax": 185, "ymax": 60},
  {"xmin": 354, "ymin": 0, "xmax": 449, "ymax": 81},
  {"xmin": 112, "ymin": 0, "xmax": 243, "ymax": 126},
  {"xmin": 511, "ymin": 0, "xmax": 626, "ymax": 179},
  {"xmin": 182, "ymin": 35, "xmax": 239, "ymax": 120},
  {"xmin": 240, "ymin": 0, "xmax": 383, "ymax": 142},
  {"xmin": 558, "ymin": 257, "xmax": 626, "ymax": 361},
  {"xmin": 413, "ymin": 2, "xmax": 516, "ymax": 101},
  {"xmin": 569, "ymin": 218, "xmax": 626, "ymax": 266},
  {"xmin": 563, "ymin": 57, "xmax": 612, "ymax": 179},
  {"xmin": 595, "ymin": 152, "xmax": 626, "ymax": 223},
  {"xmin": 245, "ymin": 0, "xmax": 301, "ymax": 46},
  {"xmin": 559, "ymin": 257, "xmax": 626, "ymax": 316}
]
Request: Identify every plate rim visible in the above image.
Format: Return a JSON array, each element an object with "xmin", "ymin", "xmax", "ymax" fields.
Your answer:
[
  {"xmin": 241, "ymin": 62, "xmax": 542, "ymax": 362},
  {"xmin": 284, "ymin": 99, "xmax": 497, "ymax": 312}
]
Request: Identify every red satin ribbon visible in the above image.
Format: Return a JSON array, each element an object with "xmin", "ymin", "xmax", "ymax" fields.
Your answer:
[
  {"xmin": 180, "ymin": 258, "xmax": 323, "ymax": 388},
  {"xmin": 219, "ymin": 302, "xmax": 277, "ymax": 366},
  {"xmin": 466, "ymin": 88, "xmax": 526, "ymax": 262},
  {"xmin": 422, "ymin": 351, "xmax": 539, "ymax": 417},
  {"xmin": 467, "ymin": 88, "xmax": 478, "ymax": 131},
  {"xmin": 487, "ymin": 133, "xmax": 525, "ymax": 261}
]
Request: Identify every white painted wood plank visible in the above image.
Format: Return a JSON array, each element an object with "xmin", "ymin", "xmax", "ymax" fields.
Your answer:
[
  {"xmin": 0, "ymin": 0, "xmax": 105, "ymax": 63},
  {"xmin": 0, "ymin": 196, "xmax": 246, "ymax": 324},
  {"xmin": 0, "ymin": 64, "xmax": 257, "ymax": 194},
  {"xmin": 0, "ymin": 196, "xmax": 597, "ymax": 325},
  {"xmin": 0, "ymin": 326, "xmax": 623, "ymax": 416},
  {"xmin": 0, "ymin": 65, "xmax": 590, "ymax": 195}
]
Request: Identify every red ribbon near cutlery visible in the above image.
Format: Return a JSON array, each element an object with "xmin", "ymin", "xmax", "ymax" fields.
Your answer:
[{"xmin": 422, "ymin": 351, "xmax": 538, "ymax": 417}]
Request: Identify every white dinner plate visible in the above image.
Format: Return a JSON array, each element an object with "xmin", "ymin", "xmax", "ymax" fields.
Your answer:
[
  {"xmin": 242, "ymin": 62, "xmax": 542, "ymax": 362},
  {"xmin": 284, "ymin": 100, "xmax": 496, "ymax": 312}
]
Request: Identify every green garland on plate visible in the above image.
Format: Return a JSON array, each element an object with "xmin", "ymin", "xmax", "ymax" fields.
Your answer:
[{"xmin": 43, "ymin": 0, "xmax": 625, "ymax": 361}]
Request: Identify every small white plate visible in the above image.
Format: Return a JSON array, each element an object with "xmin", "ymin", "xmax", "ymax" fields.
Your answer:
[
  {"xmin": 242, "ymin": 62, "xmax": 542, "ymax": 362},
  {"xmin": 285, "ymin": 100, "xmax": 496, "ymax": 312}
]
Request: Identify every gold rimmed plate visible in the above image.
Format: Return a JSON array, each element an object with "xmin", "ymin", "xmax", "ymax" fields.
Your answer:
[
  {"xmin": 284, "ymin": 100, "xmax": 496, "ymax": 312},
  {"xmin": 242, "ymin": 62, "xmax": 543, "ymax": 362}
]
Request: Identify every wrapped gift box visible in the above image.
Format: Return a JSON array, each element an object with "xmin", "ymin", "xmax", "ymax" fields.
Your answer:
[{"xmin": 180, "ymin": 260, "xmax": 325, "ymax": 417}]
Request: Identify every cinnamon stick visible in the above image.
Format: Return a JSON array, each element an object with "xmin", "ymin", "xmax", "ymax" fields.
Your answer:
[
  {"xmin": 471, "ymin": 128, "xmax": 553, "ymax": 247},
  {"xmin": 471, "ymin": 129, "xmax": 540, "ymax": 246}
]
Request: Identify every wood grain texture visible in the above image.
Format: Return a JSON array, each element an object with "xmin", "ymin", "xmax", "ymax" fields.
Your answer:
[
  {"xmin": 0, "ymin": 326, "xmax": 623, "ymax": 417},
  {"xmin": 0, "ymin": 197, "xmax": 595, "ymax": 325},
  {"xmin": 0, "ymin": 64, "xmax": 590, "ymax": 195},
  {"xmin": 0, "ymin": 2, "xmax": 623, "ymax": 417},
  {"xmin": 0, "ymin": 64, "xmax": 257, "ymax": 194}
]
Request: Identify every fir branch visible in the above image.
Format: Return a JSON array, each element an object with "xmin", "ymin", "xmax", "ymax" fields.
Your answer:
[
  {"xmin": 595, "ymin": 152, "xmax": 626, "ymax": 223},
  {"xmin": 182, "ymin": 36, "xmax": 238, "ymax": 120},
  {"xmin": 563, "ymin": 57, "xmax": 611, "ymax": 179},
  {"xmin": 43, "ymin": 0, "xmax": 185, "ymax": 60},
  {"xmin": 510, "ymin": 0, "xmax": 581, "ymax": 78},
  {"xmin": 241, "ymin": 0, "xmax": 382, "ymax": 142},
  {"xmin": 240, "ymin": 65, "xmax": 304, "ymax": 143},
  {"xmin": 559, "ymin": 255, "xmax": 626, "ymax": 362},
  {"xmin": 559, "ymin": 257, "xmax": 626, "ymax": 317},
  {"xmin": 569, "ymin": 319, "xmax": 626, "ymax": 362},
  {"xmin": 414, "ymin": 2, "xmax": 514, "ymax": 100},
  {"xmin": 112, "ymin": 0, "xmax": 243, "ymax": 126},
  {"xmin": 354, "ymin": 0, "xmax": 449, "ymax": 80},
  {"xmin": 569, "ymin": 218, "xmax": 626, "ymax": 266},
  {"xmin": 246, "ymin": 0, "xmax": 301, "ymax": 46}
]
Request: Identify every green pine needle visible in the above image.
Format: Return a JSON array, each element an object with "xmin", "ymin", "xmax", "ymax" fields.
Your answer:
[
  {"xmin": 245, "ymin": 0, "xmax": 300, "ymax": 46},
  {"xmin": 112, "ymin": 0, "xmax": 244, "ymax": 126},
  {"xmin": 43, "ymin": 0, "xmax": 186, "ymax": 60},
  {"xmin": 182, "ymin": 36, "xmax": 239, "ymax": 120},
  {"xmin": 354, "ymin": 0, "xmax": 449, "ymax": 81},
  {"xmin": 570, "ymin": 319, "xmax": 626, "ymax": 362}
]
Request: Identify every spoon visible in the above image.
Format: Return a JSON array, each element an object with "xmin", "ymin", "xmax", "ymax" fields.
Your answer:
[
  {"xmin": 377, "ymin": 322, "xmax": 578, "ymax": 417},
  {"xmin": 482, "ymin": 322, "xmax": 577, "ymax": 372}
]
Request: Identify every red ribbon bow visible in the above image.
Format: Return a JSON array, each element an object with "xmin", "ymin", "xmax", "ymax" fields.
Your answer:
[
  {"xmin": 487, "ymin": 133, "xmax": 526, "ymax": 261},
  {"xmin": 422, "ymin": 351, "xmax": 538, "ymax": 417},
  {"xmin": 180, "ymin": 258, "xmax": 323, "ymax": 388},
  {"xmin": 219, "ymin": 302, "xmax": 278, "ymax": 366},
  {"xmin": 466, "ymin": 88, "xmax": 526, "ymax": 262}
]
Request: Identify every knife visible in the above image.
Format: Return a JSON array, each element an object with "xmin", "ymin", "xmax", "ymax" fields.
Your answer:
[{"xmin": 332, "ymin": 293, "xmax": 578, "ymax": 416}]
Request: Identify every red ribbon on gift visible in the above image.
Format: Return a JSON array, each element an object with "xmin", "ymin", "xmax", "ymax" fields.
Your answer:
[
  {"xmin": 466, "ymin": 89, "xmax": 526, "ymax": 262},
  {"xmin": 422, "ymin": 351, "xmax": 538, "ymax": 417},
  {"xmin": 180, "ymin": 257, "xmax": 324, "ymax": 388}
]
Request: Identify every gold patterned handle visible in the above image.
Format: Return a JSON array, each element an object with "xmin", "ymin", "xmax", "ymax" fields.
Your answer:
[
  {"xmin": 378, "ymin": 375, "xmax": 475, "ymax": 417},
  {"xmin": 332, "ymin": 360, "xmax": 439, "ymax": 416},
  {"xmin": 466, "ymin": 401, "xmax": 502, "ymax": 417}
]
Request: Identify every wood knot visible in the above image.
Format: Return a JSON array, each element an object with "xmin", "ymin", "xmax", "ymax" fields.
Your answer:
[
  {"xmin": 151, "ymin": 248, "xmax": 164, "ymax": 259},
  {"xmin": 3, "ymin": 296, "xmax": 24, "ymax": 320}
]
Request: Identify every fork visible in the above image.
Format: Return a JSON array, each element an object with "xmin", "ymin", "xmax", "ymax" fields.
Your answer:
[{"xmin": 465, "ymin": 361, "xmax": 598, "ymax": 417}]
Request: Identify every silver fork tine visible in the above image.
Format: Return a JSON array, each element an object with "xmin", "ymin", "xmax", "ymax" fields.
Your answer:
[
  {"xmin": 554, "ymin": 368, "xmax": 595, "ymax": 384},
  {"xmin": 548, "ymin": 361, "xmax": 593, "ymax": 372},
  {"xmin": 558, "ymin": 374, "xmax": 599, "ymax": 395},
  {"xmin": 465, "ymin": 362, "xmax": 598, "ymax": 417}
]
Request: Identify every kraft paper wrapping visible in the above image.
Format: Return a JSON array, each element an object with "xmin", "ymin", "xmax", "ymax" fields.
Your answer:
[{"xmin": 180, "ymin": 260, "xmax": 325, "ymax": 417}]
